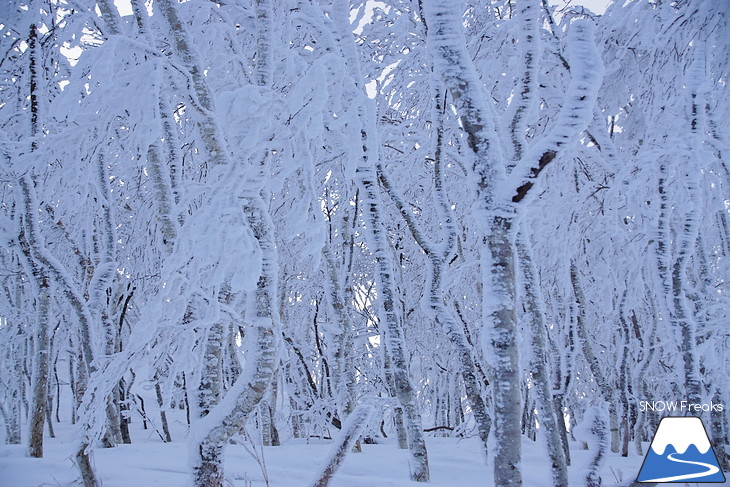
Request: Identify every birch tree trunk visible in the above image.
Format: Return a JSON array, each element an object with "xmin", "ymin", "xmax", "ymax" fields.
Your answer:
[
  {"xmin": 426, "ymin": 3, "xmax": 603, "ymax": 484},
  {"xmin": 483, "ymin": 214, "xmax": 523, "ymax": 486},
  {"xmin": 516, "ymin": 231, "xmax": 568, "ymax": 485},
  {"xmin": 710, "ymin": 385, "xmax": 729, "ymax": 472},
  {"xmin": 93, "ymin": 148, "xmax": 123, "ymax": 449},
  {"xmin": 310, "ymin": 401, "xmax": 375, "ymax": 487},
  {"xmin": 129, "ymin": 0, "xmax": 179, "ymax": 445},
  {"xmin": 672, "ymin": 43, "xmax": 705, "ymax": 407},
  {"xmin": 23, "ymin": 245, "xmax": 50, "ymax": 458},
  {"xmin": 571, "ymin": 263, "xmax": 620, "ymax": 452},
  {"xmin": 424, "ymin": 2, "xmax": 521, "ymax": 483},
  {"xmin": 18, "ymin": 173, "xmax": 102, "ymax": 485},
  {"xmin": 4, "ymin": 327, "xmax": 22, "ymax": 445},
  {"xmin": 377, "ymin": 152, "xmax": 493, "ymax": 457},
  {"xmin": 155, "ymin": 0, "xmax": 280, "ymax": 485},
  {"xmin": 323, "ymin": 244, "xmax": 357, "ymax": 427},
  {"xmin": 23, "ymin": 22, "xmax": 51, "ymax": 459},
  {"xmin": 332, "ymin": 3, "xmax": 430, "ymax": 481},
  {"xmin": 575, "ymin": 406, "xmax": 609, "ymax": 487},
  {"xmin": 356, "ymin": 168, "xmax": 430, "ymax": 482},
  {"xmin": 508, "ymin": 11, "xmax": 565, "ymax": 470},
  {"xmin": 130, "ymin": 0, "xmax": 180, "ymax": 244},
  {"xmin": 382, "ymin": 340, "xmax": 409, "ymax": 450},
  {"xmin": 617, "ymin": 293, "xmax": 632, "ymax": 457},
  {"xmin": 508, "ymin": 0, "xmax": 539, "ymax": 164},
  {"xmin": 17, "ymin": 109, "xmax": 100, "ymax": 487}
]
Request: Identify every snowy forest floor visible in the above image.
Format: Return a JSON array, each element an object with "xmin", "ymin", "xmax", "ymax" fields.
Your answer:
[{"xmin": 1, "ymin": 419, "xmax": 726, "ymax": 487}]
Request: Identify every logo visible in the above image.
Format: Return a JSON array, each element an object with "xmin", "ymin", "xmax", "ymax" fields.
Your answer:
[
  {"xmin": 639, "ymin": 400, "xmax": 724, "ymax": 413},
  {"xmin": 637, "ymin": 416, "xmax": 726, "ymax": 483}
]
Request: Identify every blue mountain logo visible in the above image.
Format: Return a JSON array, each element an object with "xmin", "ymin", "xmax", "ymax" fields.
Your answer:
[{"xmin": 637, "ymin": 416, "xmax": 726, "ymax": 483}]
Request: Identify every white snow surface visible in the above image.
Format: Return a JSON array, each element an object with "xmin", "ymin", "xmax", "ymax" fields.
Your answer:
[
  {"xmin": 649, "ymin": 416, "xmax": 712, "ymax": 455},
  {"xmin": 0, "ymin": 413, "xmax": 672, "ymax": 487}
]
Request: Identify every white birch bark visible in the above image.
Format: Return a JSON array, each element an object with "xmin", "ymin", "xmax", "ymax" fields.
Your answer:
[
  {"xmin": 508, "ymin": 0, "xmax": 539, "ymax": 163},
  {"xmin": 377, "ymin": 155, "xmax": 492, "ymax": 456},
  {"xmin": 571, "ymin": 263, "xmax": 620, "ymax": 452},
  {"xmin": 14, "ymin": 159, "xmax": 101, "ymax": 483},
  {"xmin": 508, "ymin": 4, "xmax": 567, "ymax": 480},
  {"xmin": 322, "ymin": 244, "xmax": 357, "ymax": 424},
  {"xmin": 633, "ymin": 281, "xmax": 659, "ymax": 457},
  {"xmin": 574, "ymin": 406, "xmax": 609, "ymax": 487},
  {"xmin": 357, "ymin": 160, "xmax": 430, "ymax": 482},
  {"xmin": 332, "ymin": 3, "xmax": 429, "ymax": 481},
  {"xmin": 91, "ymin": 149, "xmax": 123, "ymax": 448},
  {"xmin": 155, "ymin": 0, "xmax": 279, "ymax": 485},
  {"xmin": 60, "ymin": 1, "xmax": 143, "ymax": 479},
  {"xmin": 505, "ymin": 19, "xmax": 604, "ymax": 205},
  {"xmin": 309, "ymin": 401, "xmax": 375, "ymax": 487},
  {"xmin": 129, "ymin": 0, "xmax": 180, "ymax": 445},
  {"xmin": 381, "ymin": 340, "xmax": 409, "ymax": 450},
  {"xmin": 0, "ymin": 399, "xmax": 20, "ymax": 445},
  {"xmin": 26, "ymin": 277, "xmax": 49, "ymax": 457},
  {"xmin": 515, "ymin": 230, "xmax": 568, "ymax": 485},
  {"xmin": 672, "ymin": 43, "xmax": 705, "ymax": 406},
  {"xmin": 617, "ymin": 292, "xmax": 632, "ymax": 457},
  {"xmin": 2, "ymin": 316, "xmax": 23, "ymax": 445},
  {"xmin": 426, "ymin": 3, "xmax": 603, "ymax": 484},
  {"xmin": 424, "ymin": 2, "xmax": 519, "ymax": 484},
  {"xmin": 22, "ymin": 22, "xmax": 51, "ymax": 459},
  {"xmin": 96, "ymin": 0, "xmax": 121, "ymax": 35}
]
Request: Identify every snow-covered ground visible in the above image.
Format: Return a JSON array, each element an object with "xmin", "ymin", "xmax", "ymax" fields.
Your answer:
[{"xmin": 4, "ymin": 418, "xmax": 723, "ymax": 487}]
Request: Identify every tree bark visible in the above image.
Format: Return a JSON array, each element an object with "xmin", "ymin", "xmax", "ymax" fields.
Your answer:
[
  {"xmin": 154, "ymin": 1, "xmax": 280, "ymax": 484},
  {"xmin": 571, "ymin": 263, "xmax": 621, "ymax": 453},
  {"xmin": 484, "ymin": 214, "xmax": 523, "ymax": 486},
  {"xmin": 332, "ymin": 2, "xmax": 430, "ymax": 481},
  {"xmin": 516, "ymin": 232, "xmax": 568, "ymax": 485},
  {"xmin": 23, "ymin": 23, "xmax": 51, "ymax": 459},
  {"xmin": 357, "ymin": 168, "xmax": 430, "ymax": 482},
  {"xmin": 310, "ymin": 401, "xmax": 375, "ymax": 487},
  {"xmin": 376, "ymin": 86, "xmax": 493, "ymax": 457},
  {"xmin": 323, "ymin": 243, "xmax": 357, "ymax": 426},
  {"xmin": 426, "ymin": 4, "xmax": 602, "ymax": 485},
  {"xmin": 382, "ymin": 341, "xmax": 409, "ymax": 450},
  {"xmin": 424, "ymin": 2, "xmax": 520, "ymax": 483}
]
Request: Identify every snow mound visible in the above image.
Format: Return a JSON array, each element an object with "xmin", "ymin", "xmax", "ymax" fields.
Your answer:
[{"xmin": 650, "ymin": 417, "xmax": 711, "ymax": 455}]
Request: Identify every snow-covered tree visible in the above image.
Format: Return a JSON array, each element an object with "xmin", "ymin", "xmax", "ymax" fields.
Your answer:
[{"xmin": 0, "ymin": 1, "xmax": 727, "ymax": 486}]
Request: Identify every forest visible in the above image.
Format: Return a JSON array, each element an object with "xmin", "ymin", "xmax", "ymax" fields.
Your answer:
[{"xmin": 0, "ymin": 0, "xmax": 728, "ymax": 486}]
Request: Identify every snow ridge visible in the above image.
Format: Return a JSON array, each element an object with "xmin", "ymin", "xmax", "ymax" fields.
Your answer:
[{"xmin": 650, "ymin": 417, "xmax": 711, "ymax": 455}]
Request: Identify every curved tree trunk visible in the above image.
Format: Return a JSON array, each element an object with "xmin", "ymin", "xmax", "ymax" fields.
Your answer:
[
  {"xmin": 23, "ymin": 23, "xmax": 51, "ymax": 459},
  {"xmin": 310, "ymin": 401, "xmax": 375, "ymax": 487},
  {"xmin": 357, "ymin": 168, "xmax": 430, "ymax": 482},
  {"xmin": 376, "ymin": 81, "xmax": 493, "ymax": 458},
  {"xmin": 516, "ymin": 232, "xmax": 568, "ymax": 485},
  {"xmin": 154, "ymin": 0, "xmax": 280, "ymax": 485},
  {"xmin": 331, "ymin": 2, "xmax": 430, "ymax": 481}
]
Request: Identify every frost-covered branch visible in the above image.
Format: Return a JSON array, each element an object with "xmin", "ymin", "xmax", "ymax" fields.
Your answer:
[
  {"xmin": 424, "ymin": 0, "xmax": 506, "ymax": 211},
  {"xmin": 309, "ymin": 400, "xmax": 375, "ymax": 487},
  {"xmin": 507, "ymin": 19, "xmax": 603, "ymax": 204},
  {"xmin": 333, "ymin": 1, "xmax": 430, "ymax": 481},
  {"xmin": 508, "ymin": 0, "xmax": 539, "ymax": 163},
  {"xmin": 574, "ymin": 405, "xmax": 609, "ymax": 487}
]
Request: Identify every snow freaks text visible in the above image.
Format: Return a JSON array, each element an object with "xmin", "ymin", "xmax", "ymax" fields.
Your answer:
[{"xmin": 639, "ymin": 400, "xmax": 724, "ymax": 413}]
